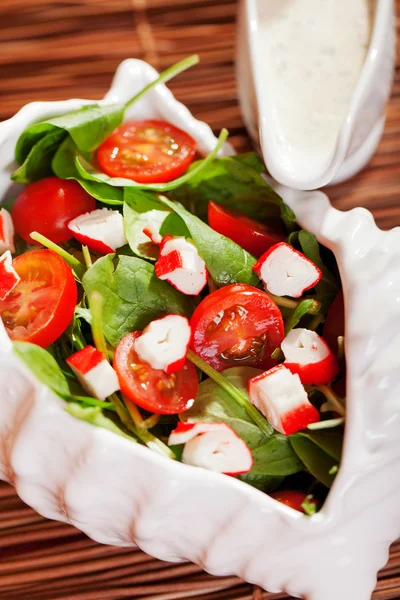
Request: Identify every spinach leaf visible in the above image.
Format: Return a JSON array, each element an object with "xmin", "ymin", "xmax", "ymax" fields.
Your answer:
[
  {"xmin": 285, "ymin": 299, "xmax": 316, "ymax": 335},
  {"xmin": 65, "ymin": 403, "xmax": 135, "ymax": 441},
  {"xmin": 169, "ymin": 153, "xmax": 295, "ymax": 228},
  {"xmin": 238, "ymin": 434, "xmax": 303, "ymax": 491},
  {"xmin": 246, "ymin": 435, "xmax": 303, "ymax": 476},
  {"xmin": 14, "ymin": 104, "xmax": 124, "ymax": 168},
  {"xmin": 52, "ymin": 137, "xmax": 123, "ymax": 205},
  {"xmin": 12, "ymin": 129, "xmax": 67, "ymax": 183},
  {"xmin": 238, "ymin": 473, "xmax": 283, "ymax": 493},
  {"xmin": 82, "ymin": 254, "xmax": 193, "ymax": 347},
  {"xmin": 289, "ymin": 230, "xmax": 338, "ymax": 311},
  {"xmin": 123, "ymin": 189, "xmax": 169, "ymax": 260},
  {"xmin": 159, "ymin": 196, "xmax": 259, "ymax": 286},
  {"xmin": 13, "ymin": 341, "xmax": 70, "ymax": 397},
  {"xmin": 159, "ymin": 211, "xmax": 191, "ymax": 238},
  {"xmin": 289, "ymin": 431, "xmax": 343, "ymax": 488},
  {"xmin": 181, "ymin": 366, "xmax": 268, "ymax": 449}
]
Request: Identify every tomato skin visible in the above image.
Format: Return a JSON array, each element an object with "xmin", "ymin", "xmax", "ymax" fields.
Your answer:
[
  {"xmin": 270, "ymin": 490, "xmax": 318, "ymax": 513},
  {"xmin": 208, "ymin": 202, "xmax": 285, "ymax": 258},
  {"xmin": 323, "ymin": 290, "xmax": 344, "ymax": 354},
  {"xmin": 96, "ymin": 120, "xmax": 197, "ymax": 184},
  {"xmin": 323, "ymin": 290, "xmax": 346, "ymax": 398},
  {"xmin": 12, "ymin": 177, "xmax": 96, "ymax": 244},
  {"xmin": 0, "ymin": 250, "xmax": 77, "ymax": 348},
  {"xmin": 114, "ymin": 331, "xmax": 198, "ymax": 414},
  {"xmin": 190, "ymin": 284, "xmax": 284, "ymax": 372}
]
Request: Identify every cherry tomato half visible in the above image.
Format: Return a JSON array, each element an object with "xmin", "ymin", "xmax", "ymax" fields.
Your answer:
[
  {"xmin": 190, "ymin": 284, "xmax": 284, "ymax": 372},
  {"xmin": 0, "ymin": 250, "xmax": 77, "ymax": 347},
  {"xmin": 96, "ymin": 120, "xmax": 197, "ymax": 184},
  {"xmin": 208, "ymin": 202, "xmax": 285, "ymax": 258},
  {"xmin": 114, "ymin": 331, "xmax": 198, "ymax": 414},
  {"xmin": 12, "ymin": 177, "xmax": 96, "ymax": 245},
  {"xmin": 270, "ymin": 490, "xmax": 319, "ymax": 513}
]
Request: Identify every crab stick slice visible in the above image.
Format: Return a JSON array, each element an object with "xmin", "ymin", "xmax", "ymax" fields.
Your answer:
[
  {"xmin": 168, "ymin": 422, "xmax": 253, "ymax": 475},
  {"xmin": 155, "ymin": 235, "xmax": 208, "ymax": 295},
  {"xmin": 0, "ymin": 251, "xmax": 20, "ymax": 300},
  {"xmin": 134, "ymin": 315, "xmax": 191, "ymax": 373},
  {"xmin": 0, "ymin": 209, "xmax": 15, "ymax": 254},
  {"xmin": 253, "ymin": 242, "xmax": 322, "ymax": 298},
  {"xmin": 248, "ymin": 365, "xmax": 320, "ymax": 435},
  {"xmin": 68, "ymin": 208, "xmax": 127, "ymax": 254},
  {"xmin": 281, "ymin": 328, "xmax": 339, "ymax": 386},
  {"xmin": 141, "ymin": 211, "xmax": 167, "ymax": 245},
  {"xmin": 66, "ymin": 345, "xmax": 120, "ymax": 400}
]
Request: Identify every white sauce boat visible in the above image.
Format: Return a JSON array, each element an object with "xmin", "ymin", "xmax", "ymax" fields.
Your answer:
[{"xmin": 237, "ymin": 0, "xmax": 396, "ymax": 190}]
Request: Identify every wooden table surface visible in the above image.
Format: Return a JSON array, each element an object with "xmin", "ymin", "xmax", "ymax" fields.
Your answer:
[{"xmin": 0, "ymin": 1, "xmax": 399, "ymax": 599}]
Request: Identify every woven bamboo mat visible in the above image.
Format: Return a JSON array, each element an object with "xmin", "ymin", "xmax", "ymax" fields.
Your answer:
[{"xmin": 0, "ymin": 1, "xmax": 400, "ymax": 599}]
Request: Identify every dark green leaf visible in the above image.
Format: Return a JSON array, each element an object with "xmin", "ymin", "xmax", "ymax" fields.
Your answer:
[
  {"xmin": 159, "ymin": 211, "xmax": 191, "ymax": 238},
  {"xmin": 159, "ymin": 196, "xmax": 259, "ymax": 286},
  {"xmin": 123, "ymin": 189, "xmax": 169, "ymax": 260},
  {"xmin": 289, "ymin": 431, "xmax": 343, "ymax": 488},
  {"xmin": 285, "ymin": 299, "xmax": 316, "ymax": 335},
  {"xmin": 238, "ymin": 434, "xmax": 303, "ymax": 491},
  {"xmin": 167, "ymin": 153, "xmax": 297, "ymax": 233},
  {"xmin": 52, "ymin": 137, "xmax": 123, "ymax": 205},
  {"xmin": 82, "ymin": 254, "xmax": 193, "ymax": 347},
  {"xmin": 13, "ymin": 341, "xmax": 70, "ymax": 397},
  {"xmin": 65, "ymin": 403, "xmax": 135, "ymax": 441},
  {"xmin": 169, "ymin": 154, "xmax": 283, "ymax": 222},
  {"xmin": 181, "ymin": 366, "xmax": 268, "ymax": 449},
  {"xmin": 12, "ymin": 129, "xmax": 67, "ymax": 183},
  {"xmin": 238, "ymin": 474, "xmax": 283, "ymax": 493}
]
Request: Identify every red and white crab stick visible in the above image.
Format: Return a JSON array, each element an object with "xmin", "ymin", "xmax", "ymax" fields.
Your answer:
[
  {"xmin": 281, "ymin": 328, "xmax": 339, "ymax": 386},
  {"xmin": 168, "ymin": 422, "xmax": 253, "ymax": 475},
  {"xmin": 155, "ymin": 235, "xmax": 208, "ymax": 295},
  {"xmin": 0, "ymin": 251, "xmax": 20, "ymax": 301},
  {"xmin": 248, "ymin": 365, "xmax": 320, "ymax": 435},
  {"xmin": 134, "ymin": 315, "xmax": 191, "ymax": 373},
  {"xmin": 66, "ymin": 345, "xmax": 120, "ymax": 400},
  {"xmin": 253, "ymin": 242, "xmax": 322, "ymax": 298},
  {"xmin": 0, "ymin": 209, "xmax": 15, "ymax": 254},
  {"xmin": 68, "ymin": 208, "xmax": 127, "ymax": 254}
]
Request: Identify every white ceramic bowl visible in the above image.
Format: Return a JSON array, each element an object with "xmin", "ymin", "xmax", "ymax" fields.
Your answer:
[
  {"xmin": 237, "ymin": 0, "xmax": 396, "ymax": 190},
  {"xmin": 1, "ymin": 60, "xmax": 400, "ymax": 600}
]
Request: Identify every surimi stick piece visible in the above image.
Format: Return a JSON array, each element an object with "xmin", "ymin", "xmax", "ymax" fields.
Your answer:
[
  {"xmin": 0, "ymin": 251, "xmax": 20, "ymax": 301},
  {"xmin": 248, "ymin": 365, "xmax": 320, "ymax": 435},
  {"xmin": 155, "ymin": 235, "xmax": 208, "ymax": 295},
  {"xmin": 168, "ymin": 422, "xmax": 253, "ymax": 475},
  {"xmin": 66, "ymin": 345, "xmax": 120, "ymax": 400},
  {"xmin": 253, "ymin": 242, "xmax": 322, "ymax": 298}
]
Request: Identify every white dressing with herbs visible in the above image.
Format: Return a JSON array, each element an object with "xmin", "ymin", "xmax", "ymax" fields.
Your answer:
[{"xmin": 256, "ymin": 0, "xmax": 375, "ymax": 183}]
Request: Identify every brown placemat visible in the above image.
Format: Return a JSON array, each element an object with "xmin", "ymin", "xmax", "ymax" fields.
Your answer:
[{"xmin": 0, "ymin": 1, "xmax": 399, "ymax": 599}]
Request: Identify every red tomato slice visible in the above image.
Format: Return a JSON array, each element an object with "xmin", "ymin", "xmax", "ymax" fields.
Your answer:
[
  {"xmin": 96, "ymin": 120, "xmax": 197, "ymax": 184},
  {"xmin": 114, "ymin": 331, "xmax": 198, "ymax": 414},
  {"xmin": 190, "ymin": 284, "xmax": 284, "ymax": 372},
  {"xmin": 0, "ymin": 250, "xmax": 77, "ymax": 348},
  {"xmin": 12, "ymin": 177, "xmax": 96, "ymax": 245},
  {"xmin": 208, "ymin": 202, "xmax": 285, "ymax": 258},
  {"xmin": 270, "ymin": 490, "xmax": 319, "ymax": 513}
]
